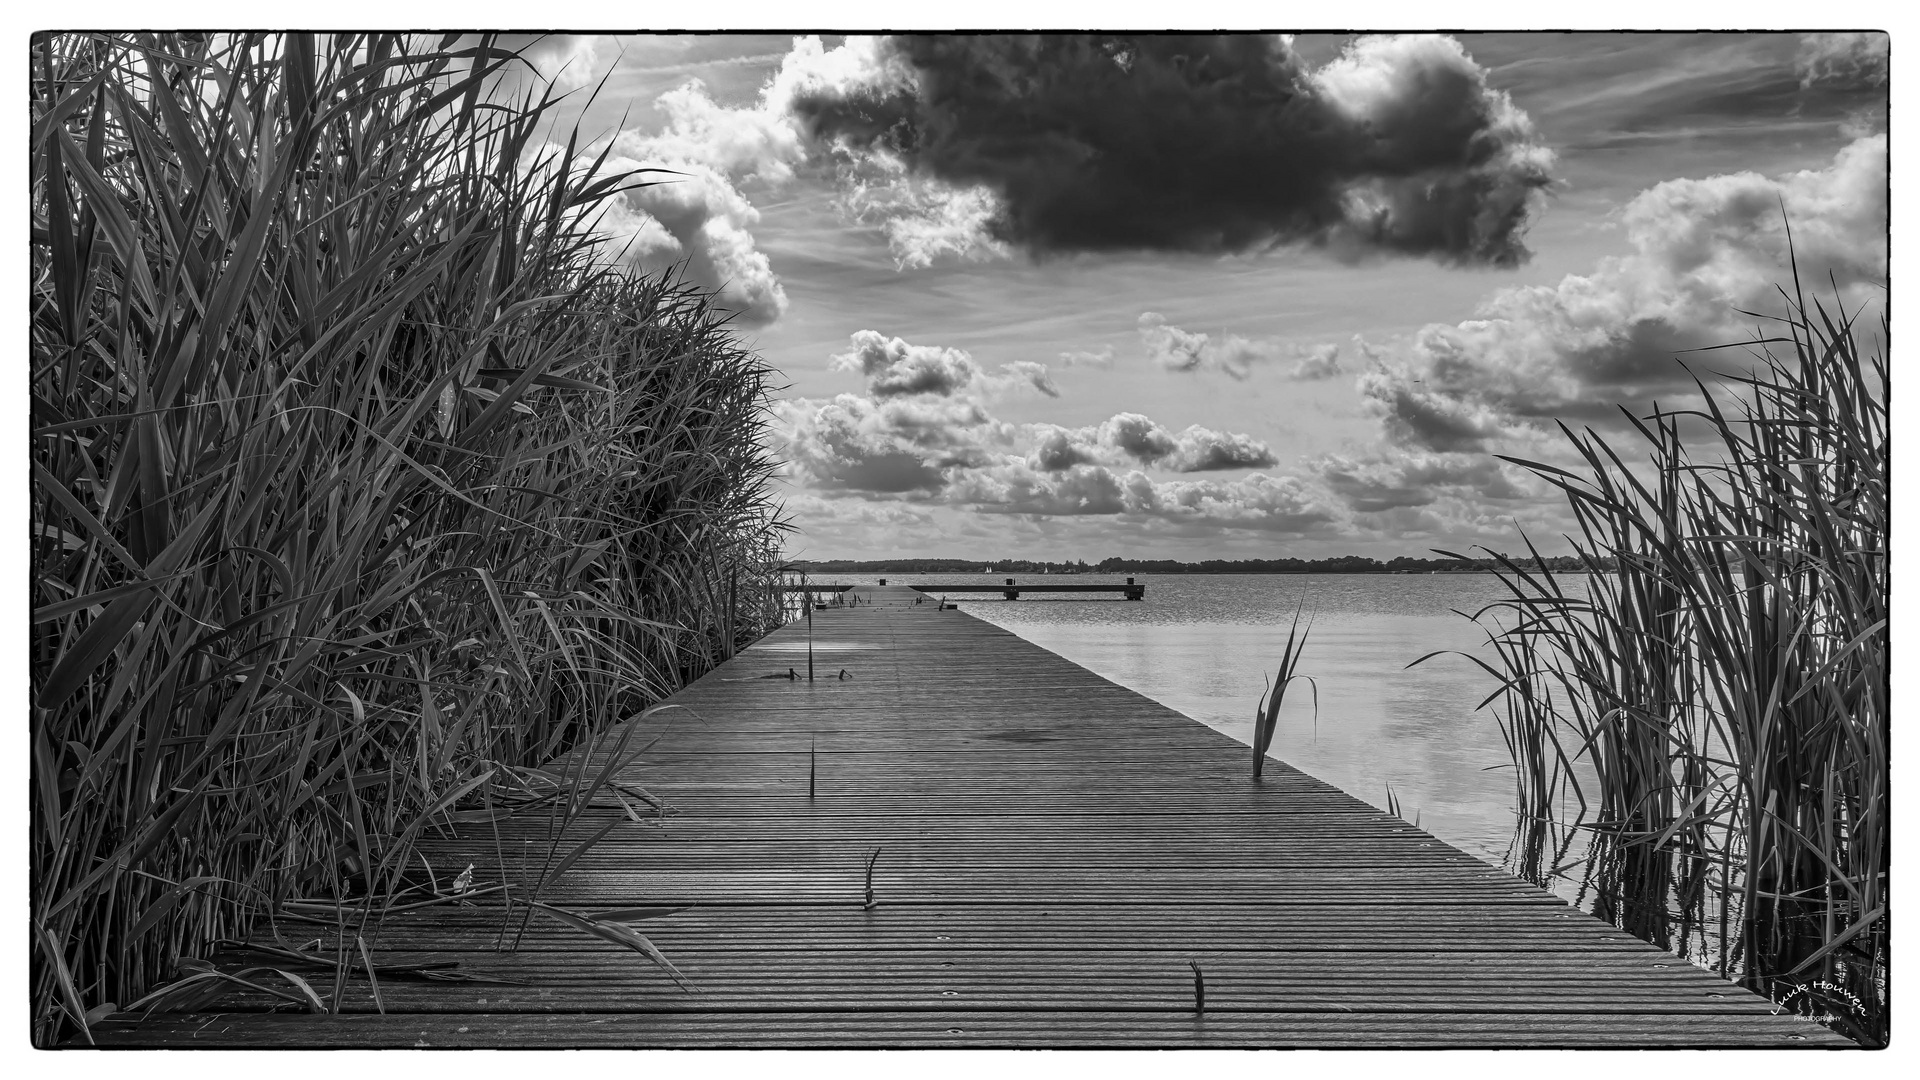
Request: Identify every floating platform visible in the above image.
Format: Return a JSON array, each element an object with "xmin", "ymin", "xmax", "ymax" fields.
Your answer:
[
  {"xmin": 86, "ymin": 586, "xmax": 1843, "ymax": 1048},
  {"xmin": 911, "ymin": 579, "xmax": 1145, "ymax": 600}
]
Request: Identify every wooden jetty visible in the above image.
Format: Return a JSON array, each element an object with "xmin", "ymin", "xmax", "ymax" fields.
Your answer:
[
  {"xmin": 89, "ymin": 585, "xmax": 1843, "ymax": 1048},
  {"xmin": 913, "ymin": 578, "xmax": 1145, "ymax": 600}
]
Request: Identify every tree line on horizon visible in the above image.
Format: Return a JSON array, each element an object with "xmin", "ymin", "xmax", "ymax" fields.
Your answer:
[{"xmin": 788, "ymin": 553, "xmax": 1607, "ymax": 575}]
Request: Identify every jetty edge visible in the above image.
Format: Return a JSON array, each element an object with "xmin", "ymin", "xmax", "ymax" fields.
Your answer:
[{"xmin": 85, "ymin": 585, "xmax": 1847, "ymax": 1048}]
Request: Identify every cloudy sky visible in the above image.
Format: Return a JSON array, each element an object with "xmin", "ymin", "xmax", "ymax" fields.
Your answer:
[{"xmin": 516, "ymin": 31, "xmax": 1888, "ymax": 561}]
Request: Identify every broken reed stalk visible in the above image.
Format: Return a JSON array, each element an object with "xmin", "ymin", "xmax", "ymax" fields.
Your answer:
[
  {"xmin": 863, "ymin": 847, "xmax": 882, "ymax": 909},
  {"xmin": 28, "ymin": 32, "xmax": 788, "ymax": 1044},
  {"xmin": 809, "ymin": 737, "xmax": 817, "ymax": 799},
  {"xmin": 1189, "ymin": 960, "xmax": 1205, "ymax": 1013}
]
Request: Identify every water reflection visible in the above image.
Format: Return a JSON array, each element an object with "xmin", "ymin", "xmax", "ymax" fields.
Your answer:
[{"xmin": 818, "ymin": 573, "xmax": 1573, "ymax": 871}]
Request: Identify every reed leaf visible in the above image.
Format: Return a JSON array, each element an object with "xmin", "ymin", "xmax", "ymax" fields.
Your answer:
[{"xmin": 1251, "ymin": 601, "xmax": 1316, "ymax": 779}]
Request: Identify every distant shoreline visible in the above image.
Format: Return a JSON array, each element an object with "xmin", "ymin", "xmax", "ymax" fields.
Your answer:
[{"xmin": 787, "ymin": 557, "xmax": 1604, "ymax": 575}]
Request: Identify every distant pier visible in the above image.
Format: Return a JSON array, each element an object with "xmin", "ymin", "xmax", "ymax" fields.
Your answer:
[{"xmin": 912, "ymin": 578, "xmax": 1145, "ymax": 600}]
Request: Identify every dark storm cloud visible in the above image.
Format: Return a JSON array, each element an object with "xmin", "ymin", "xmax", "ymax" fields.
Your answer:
[{"xmin": 790, "ymin": 34, "xmax": 1556, "ymax": 266}]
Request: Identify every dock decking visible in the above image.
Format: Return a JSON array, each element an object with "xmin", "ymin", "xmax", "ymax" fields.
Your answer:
[{"xmin": 90, "ymin": 586, "xmax": 1843, "ymax": 1048}]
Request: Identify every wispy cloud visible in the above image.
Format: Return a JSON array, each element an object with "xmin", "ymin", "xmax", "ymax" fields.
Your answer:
[
  {"xmin": 1137, "ymin": 313, "xmax": 1341, "ymax": 381},
  {"xmin": 621, "ymin": 51, "xmax": 789, "ymax": 77},
  {"xmin": 1795, "ymin": 32, "xmax": 1889, "ymax": 89},
  {"xmin": 1055, "ymin": 346, "xmax": 1115, "ymax": 369}
]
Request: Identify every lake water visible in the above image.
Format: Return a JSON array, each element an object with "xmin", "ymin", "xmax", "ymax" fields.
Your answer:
[{"xmin": 802, "ymin": 573, "xmax": 1588, "ymax": 873}]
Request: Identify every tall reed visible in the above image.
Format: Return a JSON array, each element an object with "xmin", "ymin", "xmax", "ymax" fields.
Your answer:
[
  {"xmin": 30, "ymin": 32, "xmax": 786, "ymax": 1044},
  {"xmin": 1452, "ymin": 277, "xmax": 1887, "ymax": 1044},
  {"xmin": 1251, "ymin": 602, "xmax": 1315, "ymax": 780}
]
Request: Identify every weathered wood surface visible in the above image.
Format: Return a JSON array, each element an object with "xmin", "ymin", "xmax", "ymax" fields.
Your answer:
[{"xmin": 89, "ymin": 586, "xmax": 1844, "ymax": 1048}]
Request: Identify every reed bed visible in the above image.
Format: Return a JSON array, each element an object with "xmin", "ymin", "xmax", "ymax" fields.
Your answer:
[
  {"xmin": 30, "ymin": 32, "xmax": 786, "ymax": 1044},
  {"xmin": 1439, "ymin": 278, "xmax": 1887, "ymax": 1044}
]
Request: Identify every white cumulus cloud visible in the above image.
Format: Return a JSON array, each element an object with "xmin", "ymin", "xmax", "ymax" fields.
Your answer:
[{"xmin": 1354, "ymin": 135, "xmax": 1887, "ymax": 450}]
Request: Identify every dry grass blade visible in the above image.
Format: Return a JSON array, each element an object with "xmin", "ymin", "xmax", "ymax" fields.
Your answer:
[{"xmin": 526, "ymin": 901, "xmax": 694, "ymax": 991}]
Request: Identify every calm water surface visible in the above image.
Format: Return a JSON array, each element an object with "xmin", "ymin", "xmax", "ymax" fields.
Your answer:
[{"xmin": 812, "ymin": 573, "xmax": 1588, "ymax": 870}]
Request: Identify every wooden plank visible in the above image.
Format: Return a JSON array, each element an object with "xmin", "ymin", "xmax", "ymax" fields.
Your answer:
[
  {"xmin": 89, "ymin": 585, "xmax": 1850, "ymax": 1048},
  {"xmin": 153, "ymin": 967, "xmax": 1787, "ymax": 1017},
  {"xmin": 91, "ymin": 1011, "xmax": 1840, "ymax": 1049},
  {"xmin": 287, "ymin": 909, "xmax": 1687, "ymax": 954}
]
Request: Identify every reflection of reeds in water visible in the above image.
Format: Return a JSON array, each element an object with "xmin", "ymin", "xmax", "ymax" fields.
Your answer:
[
  {"xmin": 29, "ymin": 34, "xmax": 785, "ymax": 1044},
  {"xmin": 1427, "ymin": 270, "xmax": 1887, "ymax": 1044}
]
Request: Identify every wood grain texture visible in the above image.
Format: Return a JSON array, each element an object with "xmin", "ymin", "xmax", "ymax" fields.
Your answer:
[{"xmin": 89, "ymin": 586, "xmax": 1847, "ymax": 1048}]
